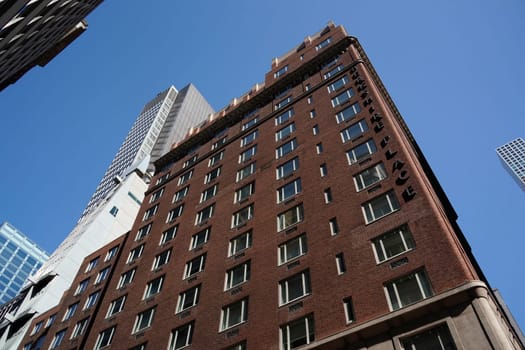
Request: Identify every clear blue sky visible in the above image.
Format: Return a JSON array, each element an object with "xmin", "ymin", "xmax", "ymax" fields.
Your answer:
[{"xmin": 1, "ymin": 0, "xmax": 524, "ymax": 331}]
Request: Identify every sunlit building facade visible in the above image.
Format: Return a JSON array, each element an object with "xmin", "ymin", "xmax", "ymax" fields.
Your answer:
[{"xmin": 496, "ymin": 137, "xmax": 525, "ymax": 191}]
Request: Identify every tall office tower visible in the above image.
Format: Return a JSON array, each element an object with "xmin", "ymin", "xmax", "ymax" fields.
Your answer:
[
  {"xmin": 496, "ymin": 137, "xmax": 525, "ymax": 191},
  {"xmin": 0, "ymin": 0, "xmax": 104, "ymax": 91},
  {"xmin": 0, "ymin": 222, "xmax": 48, "ymax": 304},
  {"xmin": 0, "ymin": 85, "xmax": 214, "ymax": 350},
  {"xmin": 19, "ymin": 23, "xmax": 524, "ymax": 350}
]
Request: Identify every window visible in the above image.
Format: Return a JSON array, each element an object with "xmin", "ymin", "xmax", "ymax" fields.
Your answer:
[
  {"xmin": 156, "ymin": 172, "xmax": 170, "ymax": 185},
  {"xmin": 401, "ymin": 324, "xmax": 457, "ymax": 350},
  {"xmin": 31, "ymin": 321, "xmax": 43, "ymax": 335},
  {"xmin": 236, "ymin": 162, "xmax": 256, "ymax": 182},
  {"xmin": 316, "ymin": 36, "xmax": 331, "ymax": 50},
  {"xmin": 118, "ymin": 269, "xmax": 135, "ymax": 288},
  {"xmin": 144, "ymin": 276, "xmax": 164, "ymax": 299},
  {"xmin": 204, "ymin": 166, "xmax": 221, "ymax": 183},
  {"xmin": 74, "ymin": 278, "xmax": 89, "ymax": 295},
  {"xmin": 228, "ymin": 231, "xmax": 252, "ymax": 256},
  {"xmin": 200, "ymin": 182, "xmax": 217, "ymax": 203},
  {"xmin": 241, "ymin": 117, "xmax": 258, "ymax": 131},
  {"xmin": 63, "ymin": 302, "xmax": 78, "ymax": 321},
  {"xmin": 277, "ymin": 204, "xmax": 304, "ymax": 231},
  {"xmin": 84, "ymin": 291, "xmax": 100, "ymax": 309},
  {"xmin": 109, "ymin": 206, "xmax": 119, "ymax": 217},
  {"xmin": 340, "ymin": 119, "xmax": 368, "ymax": 143},
  {"xmin": 336, "ymin": 103, "xmax": 362, "ymax": 124},
  {"xmin": 160, "ymin": 225, "xmax": 177, "ymax": 244},
  {"xmin": 279, "ymin": 270, "xmax": 311, "ymax": 305},
  {"xmin": 276, "ymin": 123, "xmax": 296, "ymax": 141},
  {"xmin": 241, "ymin": 130, "xmax": 258, "ymax": 146},
  {"xmin": 276, "ymin": 157, "xmax": 299, "ymax": 180},
  {"xmin": 275, "ymin": 96, "xmax": 292, "ymax": 110},
  {"xmin": 133, "ymin": 307, "xmax": 156, "ymax": 333},
  {"xmin": 324, "ymin": 188, "xmax": 333, "ymax": 203},
  {"xmin": 279, "ymin": 234, "xmax": 307, "ymax": 265},
  {"xmin": 385, "ymin": 270, "xmax": 433, "ymax": 310},
  {"xmin": 178, "ymin": 170, "xmax": 193, "ymax": 186},
  {"xmin": 320, "ymin": 163, "xmax": 328, "ymax": 177},
  {"xmin": 321, "ymin": 55, "xmax": 339, "ymax": 70},
  {"xmin": 275, "ymin": 108, "xmax": 295, "ymax": 125},
  {"xmin": 323, "ymin": 64, "xmax": 344, "ymax": 79},
  {"xmin": 329, "ymin": 217, "xmax": 339, "ymax": 235},
  {"xmin": 312, "ymin": 124, "xmax": 319, "ymax": 135},
  {"xmin": 225, "ymin": 261, "xmax": 251, "ymax": 290},
  {"xmin": 183, "ymin": 155, "xmax": 198, "ymax": 169},
  {"xmin": 277, "ymin": 178, "xmax": 302, "ymax": 203},
  {"xmin": 231, "ymin": 205, "xmax": 254, "ymax": 228},
  {"xmin": 225, "ymin": 341, "xmax": 247, "ymax": 350},
  {"xmin": 50, "ymin": 329, "xmax": 66, "ymax": 349},
  {"xmin": 190, "ymin": 228, "xmax": 210, "ymax": 250},
  {"xmin": 152, "ymin": 249, "xmax": 171, "ymax": 269},
  {"xmin": 327, "ymin": 75, "xmax": 349, "ymax": 93},
  {"xmin": 95, "ymin": 327, "xmax": 116, "ymax": 350},
  {"xmin": 212, "ymin": 136, "xmax": 228, "ymax": 150},
  {"xmin": 136, "ymin": 223, "xmax": 152, "ymax": 241},
  {"xmin": 195, "ymin": 204, "xmax": 214, "ymax": 225},
  {"xmin": 71, "ymin": 318, "xmax": 89, "ymax": 339},
  {"xmin": 127, "ymin": 245, "xmax": 144, "ymax": 263},
  {"xmin": 46, "ymin": 314, "xmax": 57, "ymax": 328},
  {"xmin": 316, "ymin": 143, "xmax": 323, "ymax": 154},
  {"xmin": 105, "ymin": 246, "xmax": 119, "ymax": 261},
  {"xmin": 274, "ymin": 65, "xmax": 288, "ymax": 78},
  {"xmin": 234, "ymin": 182, "xmax": 255, "ymax": 203},
  {"xmin": 309, "ymin": 109, "xmax": 316, "ymax": 118},
  {"xmin": 85, "ymin": 257, "xmax": 99, "ymax": 272},
  {"xmin": 343, "ymin": 298, "xmax": 355, "ymax": 324},
  {"xmin": 94, "ymin": 267, "xmax": 109, "ymax": 284},
  {"xmin": 354, "ymin": 163, "xmax": 387, "ymax": 191},
  {"xmin": 150, "ymin": 188, "xmax": 164, "ymax": 203},
  {"xmin": 176, "ymin": 285, "xmax": 200, "ymax": 313},
  {"xmin": 280, "ymin": 315, "xmax": 315, "ymax": 350},
  {"xmin": 372, "ymin": 225, "xmax": 415, "ymax": 263},
  {"xmin": 129, "ymin": 343, "xmax": 147, "ymax": 350},
  {"xmin": 143, "ymin": 204, "xmax": 158, "ymax": 221},
  {"xmin": 173, "ymin": 186, "xmax": 189, "ymax": 202},
  {"xmin": 184, "ymin": 254, "xmax": 206, "ymax": 279},
  {"xmin": 362, "ymin": 190, "xmax": 400, "ymax": 223},
  {"xmin": 276, "ymin": 138, "xmax": 297, "ymax": 159},
  {"xmin": 336, "ymin": 253, "xmax": 346, "ymax": 274},
  {"xmin": 220, "ymin": 298, "xmax": 248, "ymax": 331},
  {"xmin": 167, "ymin": 204, "xmax": 184, "ymax": 223},
  {"xmin": 107, "ymin": 295, "xmax": 126, "ymax": 318},
  {"xmin": 239, "ymin": 145, "xmax": 257, "ymax": 163},
  {"xmin": 346, "ymin": 139, "xmax": 377, "ymax": 165},
  {"xmin": 331, "ymin": 88, "xmax": 355, "ymax": 107},
  {"xmin": 307, "ymin": 96, "xmax": 313, "ymax": 104},
  {"xmin": 209, "ymin": 151, "xmax": 224, "ymax": 167},
  {"xmin": 168, "ymin": 322, "xmax": 193, "ymax": 350}
]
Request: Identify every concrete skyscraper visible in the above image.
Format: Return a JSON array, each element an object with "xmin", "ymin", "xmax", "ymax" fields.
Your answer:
[
  {"xmin": 496, "ymin": 137, "xmax": 525, "ymax": 191},
  {"xmin": 0, "ymin": 84, "xmax": 214, "ymax": 349},
  {"xmin": 0, "ymin": 0, "xmax": 104, "ymax": 91},
  {"xmin": 19, "ymin": 23, "xmax": 524, "ymax": 350},
  {"xmin": 0, "ymin": 222, "xmax": 48, "ymax": 304}
]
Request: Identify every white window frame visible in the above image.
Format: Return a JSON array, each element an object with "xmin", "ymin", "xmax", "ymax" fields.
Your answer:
[
  {"xmin": 327, "ymin": 75, "xmax": 349, "ymax": 93},
  {"xmin": 94, "ymin": 327, "xmax": 115, "ymax": 350},
  {"xmin": 275, "ymin": 108, "xmax": 294, "ymax": 125},
  {"xmin": 276, "ymin": 123, "xmax": 296, "ymax": 141},
  {"xmin": 372, "ymin": 225, "xmax": 415, "ymax": 263},
  {"xmin": 241, "ymin": 117, "xmax": 258, "ymax": 131},
  {"xmin": 136, "ymin": 223, "xmax": 152, "ymax": 241},
  {"xmin": 241, "ymin": 130, "xmax": 258, "ymax": 146},
  {"xmin": 168, "ymin": 322, "xmax": 193, "ymax": 350},
  {"xmin": 320, "ymin": 163, "xmax": 328, "ymax": 177},
  {"xmin": 143, "ymin": 204, "xmax": 158, "ymax": 221},
  {"xmin": 277, "ymin": 204, "xmax": 304, "ymax": 231},
  {"xmin": 228, "ymin": 231, "xmax": 252, "ymax": 257},
  {"xmin": 105, "ymin": 246, "xmax": 119, "ymax": 262},
  {"xmin": 208, "ymin": 151, "xmax": 224, "ymax": 167},
  {"xmin": 132, "ymin": 307, "xmax": 156, "ymax": 334},
  {"xmin": 225, "ymin": 261, "xmax": 251, "ymax": 290},
  {"xmin": 70, "ymin": 318, "xmax": 89, "ymax": 339},
  {"xmin": 236, "ymin": 162, "xmax": 256, "ymax": 182},
  {"xmin": 127, "ymin": 244, "xmax": 144, "ymax": 263},
  {"xmin": 277, "ymin": 178, "xmax": 302, "ymax": 203},
  {"xmin": 149, "ymin": 187, "xmax": 164, "ymax": 203},
  {"xmin": 152, "ymin": 249, "xmax": 171, "ymax": 269},
  {"xmin": 220, "ymin": 298, "xmax": 248, "ymax": 331},
  {"xmin": 316, "ymin": 36, "xmax": 331, "ymax": 50},
  {"xmin": 329, "ymin": 217, "xmax": 339, "ymax": 235},
  {"xmin": 84, "ymin": 290, "xmax": 100, "ymax": 309},
  {"xmin": 340, "ymin": 119, "xmax": 368, "ymax": 143},
  {"xmin": 50, "ymin": 329, "xmax": 66, "ymax": 349},
  {"xmin": 183, "ymin": 254, "xmax": 206, "ymax": 279},
  {"xmin": 173, "ymin": 186, "xmax": 189, "ymax": 202},
  {"xmin": 63, "ymin": 302, "xmax": 78, "ymax": 321},
  {"xmin": 323, "ymin": 64, "xmax": 344, "ymax": 79},
  {"xmin": 167, "ymin": 204, "xmax": 184, "ymax": 223},
  {"xmin": 343, "ymin": 297, "xmax": 355, "ymax": 324},
  {"xmin": 211, "ymin": 136, "xmax": 227, "ymax": 150},
  {"xmin": 106, "ymin": 295, "xmax": 126, "ymax": 318},
  {"xmin": 143, "ymin": 276, "xmax": 164, "ymax": 299},
  {"xmin": 331, "ymin": 88, "xmax": 355, "ymax": 107},
  {"xmin": 195, "ymin": 204, "xmax": 214, "ymax": 225},
  {"xmin": 239, "ymin": 145, "xmax": 257, "ymax": 163},
  {"xmin": 336, "ymin": 253, "xmax": 346, "ymax": 275},
  {"xmin": 336, "ymin": 103, "xmax": 362, "ymax": 124},
  {"xmin": 354, "ymin": 163, "xmax": 388, "ymax": 191},
  {"xmin": 176, "ymin": 285, "xmax": 200, "ymax": 313},
  {"xmin": 234, "ymin": 182, "xmax": 255, "ymax": 203},
  {"xmin": 280, "ymin": 315, "xmax": 315, "ymax": 350},
  {"xmin": 278, "ymin": 234, "xmax": 307, "ymax": 265},
  {"xmin": 279, "ymin": 270, "xmax": 311, "ymax": 306},
  {"xmin": 274, "ymin": 65, "xmax": 288, "ymax": 78},
  {"xmin": 385, "ymin": 270, "xmax": 433, "ymax": 311},
  {"xmin": 182, "ymin": 155, "xmax": 198, "ymax": 169},
  {"xmin": 178, "ymin": 170, "xmax": 193, "ymax": 186},
  {"xmin": 276, "ymin": 157, "xmax": 299, "ymax": 180},
  {"xmin": 117, "ymin": 268, "xmax": 135, "ymax": 288},
  {"xmin": 85, "ymin": 257, "xmax": 99, "ymax": 272},
  {"xmin": 190, "ymin": 228, "xmax": 210, "ymax": 250},
  {"xmin": 362, "ymin": 190, "xmax": 400, "ymax": 224},
  {"xmin": 231, "ymin": 205, "xmax": 254, "ymax": 228},
  {"xmin": 346, "ymin": 139, "xmax": 377, "ymax": 165},
  {"xmin": 74, "ymin": 278, "xmax": 89, "ymax": 295},
  {"xmin": 204, "ymin": 166, "xmax": 221, "ymax": 184},
  {"xmin": 276, "ymin": 138, "xmax": 298, "ymax": 159},
  {"xmin": 160, "ymin": 225, "xmax": 178, "ymax": 245},
  {"xmin": 275, "ymin": 96, "xmax": 292, "ymax": 110}
]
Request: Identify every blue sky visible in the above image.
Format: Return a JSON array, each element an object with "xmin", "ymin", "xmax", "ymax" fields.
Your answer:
[{"xmin": 1, "ymin": 0, "xmax": 524, "ymax": 331}]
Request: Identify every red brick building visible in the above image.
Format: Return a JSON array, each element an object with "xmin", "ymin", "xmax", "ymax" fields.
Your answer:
[{"xmin": 21, "ymin": 22, "xmax": 524, "ymax": 350}]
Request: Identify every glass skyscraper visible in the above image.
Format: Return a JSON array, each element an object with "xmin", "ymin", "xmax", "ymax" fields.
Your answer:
[
  {"xmin": 496, "ymin": 137, "xmax": 525, "ymax": 191},
  {"xmin": 0, "ymin": 222, "xmax": 48, "ymax": 304}
]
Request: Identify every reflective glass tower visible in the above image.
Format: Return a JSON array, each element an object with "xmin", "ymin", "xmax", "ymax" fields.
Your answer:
[
  {"xmin": 0, "ymin": 222, "xmax": 48, "ymax": 304},
  {"xmin": 496, "ymin": 137, "xmax": 525, "ymax": 191}
]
